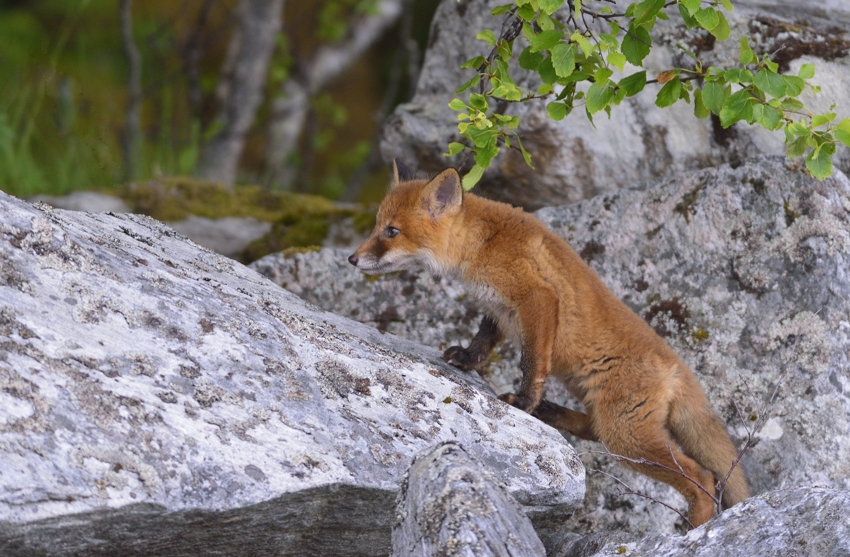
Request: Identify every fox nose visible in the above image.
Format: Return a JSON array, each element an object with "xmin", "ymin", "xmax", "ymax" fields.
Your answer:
[{"xmin": 348, "ymin": 253, "xmax": 358, "ymax": 266}]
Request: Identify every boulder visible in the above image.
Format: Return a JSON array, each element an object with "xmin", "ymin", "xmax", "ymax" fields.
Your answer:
[
  {"xmin": 392, "ymin": 442, "xmax": 546, "ymax": 557},
  {"xmin": 381, "ymin": 0, "xmax": 850, "ymax": 209},
  {"xmin": 252, "ymin": 157, "xmax": 850, "ymax": 536},
  {"xmin": 0, "ymin": 191, "xmax": 584, "ymax": 556},
  {"xmin": 580, "ymin": 487, "xmax": 850, "ymax": 557}
]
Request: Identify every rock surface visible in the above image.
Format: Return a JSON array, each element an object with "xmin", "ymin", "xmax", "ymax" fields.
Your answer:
[
  {"xmin": 168, "ymin": 214, "xmax": 272, "ymax": 260},
  {"xmin": 252, "ymin": 157, "xmax": 850, "ymax": 537},
  {"xmin": 392, "ymin": 442, "xmax": 546, "ymax": 557},
  {"xmin": 381, "ymin": 0, "xmax": 850, "ymax": 209},
  {"xmin": 581, "ymin": 488, "xmax": 850, "ymax": 557},
  {"xmin": 0, "ymin": 190, "xmax": 584, "ymax": 556}
]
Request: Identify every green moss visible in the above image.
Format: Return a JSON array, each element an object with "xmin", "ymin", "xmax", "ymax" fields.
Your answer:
[
  {"xmin": 783, "ymin": 198, "xmax": 802, "ymax": 227},
  {"xmin": 352, "ymin": 211, "xmax": 377, "ymax": 234},
  {"xmin": 674, "ymin": 183, "xmax": 704, "ymax": 224},
  {"xmin": 691, "ymin": 327, "xmax": 709, "ymax": 341},
  {"xmin": 281, "ymin": 246, "xmax": 322, "ymax": 258},
  {"xmin": 242, "ymin": 218, "xmax": 330, "ymax": 263},
  {"xmin": 120, "ymin": 176, "xmax": 340, "ymax": 223}
]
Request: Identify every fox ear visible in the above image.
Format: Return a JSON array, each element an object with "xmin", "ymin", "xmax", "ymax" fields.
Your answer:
[
  {"xmin": 422, "ymin": 168, "xmax": 462, "ymax": 219},
  {"xmin": 391, "ymin": 159, "xmax": 415, "ymax": 189}
]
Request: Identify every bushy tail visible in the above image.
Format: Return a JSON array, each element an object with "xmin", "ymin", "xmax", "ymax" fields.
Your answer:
[{"xmin": 668, "ymin": 386, "xmax": 751, "ymax": 509}]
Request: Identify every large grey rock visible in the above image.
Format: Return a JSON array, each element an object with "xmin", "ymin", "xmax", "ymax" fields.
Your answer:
[
  {"xmin": 381, "ymin": 0, "xmax": 850, "ymax": 209},
  {"xmin": 252, "ymin": 157, "xmax": 850, "ymax": 537},
  {"xmin": 393, "ymin": 442, "xmax": 546, "ymax": 557},
  {"xmin": 582, "ymin": 488, "xmax": 850, "ymax": 557},
  {"xmin": 0, "ymin": 192, "xmax": 584, "ymax": 556}
]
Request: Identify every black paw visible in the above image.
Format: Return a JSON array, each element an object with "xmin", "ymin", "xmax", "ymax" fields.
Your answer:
[
  {"xmin": 498, "ymin": 392, "xmax": 535, "ymax": 412},
  {"xmin": 531, "ymin": 399, "xmax": 563, "ymax": 424},
  {"xmin": 442, "ymin": 346, "xmax": 482, "ymax": 371}
]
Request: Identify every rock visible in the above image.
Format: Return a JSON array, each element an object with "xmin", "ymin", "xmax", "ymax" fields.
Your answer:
[
  {"xmin": 0, "ymin": 190, "xmax": 584, "ymax": 556},
  {"xmin": 580, "ymin": 487, "xmax": 850, "ymax": 557},
  {"xmin": 30, "ymin": 192, "xmax": 131, "ymax": 214},
  {"xmin": 252, "ymin": 157, "xmax": 850, "ymax": 536},
  {"xmin": 381, "ymin": 0, "xmax": 850, "ymax": 209},
  {"xmin": 168, "ymin": 214, "xmax": 272, "ymax": 260},
  {"xmin": 392, "ymin": 442, "xmax": 546, "ymax": 557}
]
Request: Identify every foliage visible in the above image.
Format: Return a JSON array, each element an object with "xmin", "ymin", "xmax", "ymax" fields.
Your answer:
[{"xmin": 449, "ymin": 0, "xmax": 849, "ymax": 188}]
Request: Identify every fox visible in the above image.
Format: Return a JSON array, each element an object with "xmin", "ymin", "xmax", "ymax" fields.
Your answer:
[{"xmin": 348, "ymin": 161, "xmax": 750, "ymax": 527}]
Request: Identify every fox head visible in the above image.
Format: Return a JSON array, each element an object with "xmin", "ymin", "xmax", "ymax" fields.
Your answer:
[{"xmin": 348, "ymin": 161, "xmax": 464, "ymax": 275}]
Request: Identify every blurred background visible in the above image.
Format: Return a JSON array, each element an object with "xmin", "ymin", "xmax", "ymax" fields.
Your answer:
[{"xmin": 0, "ymin": 0, "xmax": 440, "ymax": 202}]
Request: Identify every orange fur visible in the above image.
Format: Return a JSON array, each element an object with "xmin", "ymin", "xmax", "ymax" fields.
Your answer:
[{"xmin": 349, "ymin": 165, "xmax": 750, "ymax": 527}]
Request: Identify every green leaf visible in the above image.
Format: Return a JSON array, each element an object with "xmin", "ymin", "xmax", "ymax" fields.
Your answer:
[
  {"xmin": 739, "ymin": 37, "xmax": 755, "ymax": 65},
  {"xmin": 547, "ymin": 101, "xmax": 569, "ymax": 120},
  {"xmin": 551, "ymin": 43, "xmax": 576, "ymax": 77},
  {"xmin": 538, "ymin": 55, "xmax": 558, "ymax": 84},
  {"xmin": 570, "ymin": 31, "xmax": 594, "ymax": 56},
  {"xmin": 445, "ymin": 142, "xmax": 466, "ymax": 156},
  {"xmin": 462, "ymin": 164, "xmax": 485, "ymax": 190},
  {"xmin": 607, "ymin": 51, "xmax": 627, "ymax": 71},
  {"xmin": 782, "ymin": 75, "xmax": 805, "ymax": 96},
  {"xmin": 756, "ymin": 104, "xmax": 782, "ymax": 130},
  {"xmin": 490, "ymin": 3, "xmax": 514, "ymax": 16},
  {"xmin": 448, "ymin": 98, "xmax": 467, "ymax": 110},
  {"xmin": 720, "ymin": 89, "xmax": 754, "ymax": 127},
  {"xmin": 515, "ymin": 135, "xmax": 533, "ymax": 167},
  {"xmin": 694, "ymin": 88, "xmax": 710, "ymax": 118},
  {"xmin": 702, "ymin": 81, "xmax": 727, "ymax": 114},
  {"xmin": 806, "ymin": 142, "xmax": 834, "ymax": 179},
  {"xmin": 694, "ymin": 8, "xmax": 719, "ymax": 30},
  {"xmin": 537, "ymin": 11, "xmax": 555, "ymax": 31},
  {"xmin": 469, "ymin": 93, "xmax": 488, "ymax": 110},
  {"xmin": 798, "ymin": 63, "xmax": 816, "ymax": 79},
  {"xmin": 835, "ymin": 118, "xmax": 850, "ymax": 147},
  {"xmin": 529, "ymin": 30, "xmax": 564, "ymax": 52},
  {"xmin": 619, "ymin": 71, "xmax": 647, "ymax": 96},
  {"xmin": 811, "ymin": 112, "xmax": 836, "ymax": 128},
  {"xmin": 655, "ymin": 77, "xmax": 682, "ymax": 108},
  {"xmin": 680, "ymin": 0, "xmax": 701, "ymax": 15},
  {"xmin": 622, "ymin": 24, "xmax": 651, "ymax": 66},
  {"xmin": 460, "ymin": 55, "xmax": 486, "ymax": 69},
  {"xmin": 719, "ymin": 0, "xmax": 734, "ymax": 11},
  {"xmin": 539, "ymin": 0, "xmax": 563, "ymax": 15},
  {"xmin": 586, "ymin": 83, "xmax": 614, "ymax": 114},
  {"xmin": 477, "ymin": 30, "xmax": 497, "ymax": 47},
  {"xmin": 754, "ymin": 69, "xmax": 787, "ymax": 98},
  {"xmin": 632, "ymin": 0, "xmax": 666, "ymax": 25},
  {"xmin": 780, "ymin": 98, "xmax": 804, "ymax": 111},
  {"xmin": 786, "ymin": 135, "xmax": 808, "ymax": 158},
  {"xmin": 455, "ymin": 75, "xmax": 480, "ymax": 95},
  {"xmin": 724, "ymin": 68, "xmax": 753, "ymax": 84},
  {"xmin": 519, "ymin": 47, "xmax": 544, "ymax": 71},
  {"xmin": 678, "ymin": 3, "xmax": 699, "ymax": 28},
  {"xmin": 709, "ymin": 11, "xmax": 730, "ymax": 40},
  {"xmin": 517, "ymin": 4, "xmax": 536, "ymax": 21}
]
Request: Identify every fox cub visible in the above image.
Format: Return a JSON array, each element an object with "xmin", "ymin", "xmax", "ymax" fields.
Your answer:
[{"xmin": 348, "ymin": 162, "xmax": 749, "ymax": 527}]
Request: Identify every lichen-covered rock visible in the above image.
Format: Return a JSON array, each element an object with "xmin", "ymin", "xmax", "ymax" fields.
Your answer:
[
  {"xmin": 381, "ymin": 0, "xmax": 850, "ymax": 209},
  {"xmin": 0, "ymin": 192, "xmax": 584, "ymax": 556},
  {"xmin": 581, "ymin": 488, "xmax": 850, "ymax": 557},
  {"xmin": 253, "ymin": 157, "xmax": 850, "ymax": 537},
  {"xmin": 393, "ymin": 442, "xmax": 546, "ymax": 557}
]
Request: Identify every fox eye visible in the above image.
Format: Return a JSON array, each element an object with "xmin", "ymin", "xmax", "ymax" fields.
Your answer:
[{"xmin": 385, "ymin": 226, "xmax": 399, "ymax": 238}]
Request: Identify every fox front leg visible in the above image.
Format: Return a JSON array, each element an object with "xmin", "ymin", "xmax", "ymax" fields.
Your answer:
[{"xmin": 442, "ymin": 315, "xmax": 502, "ymax": 371}]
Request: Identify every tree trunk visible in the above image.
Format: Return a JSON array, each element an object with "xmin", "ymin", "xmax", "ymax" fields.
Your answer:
[
  {"xmin": 264, "ymin": 0, "xmax": 409, "ymax": 190},
  {"xmin": 120, "ymin": 0, "xmax": 142, "ymax": 182},
  {"xmin": 197, "ymin": 0, "xmax": 284, "ymax": 186},
  {"xmin": 393, "ymin": 442, "xmax": 547, "ymax": 557}
]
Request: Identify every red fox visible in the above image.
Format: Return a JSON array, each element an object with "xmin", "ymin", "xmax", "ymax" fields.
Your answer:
[{"xmin": 348, "ymin": 162, "xmax": 750, "ymax": 527}]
